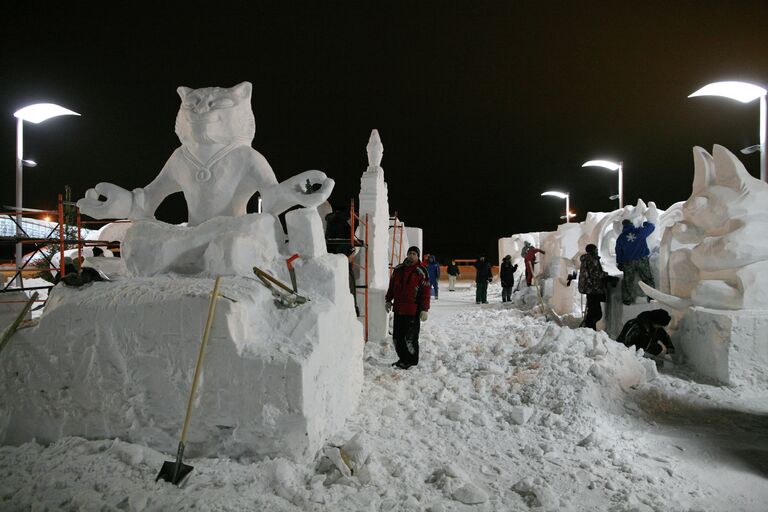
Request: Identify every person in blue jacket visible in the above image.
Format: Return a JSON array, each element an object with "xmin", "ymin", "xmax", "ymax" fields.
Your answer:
[
  {"xmin": 426, "ymin": 254, "xmax": 440, "ymax": 300},
  {"xmin": 615, "ymin": 219, "xmax": 655, "ymax": 305}
]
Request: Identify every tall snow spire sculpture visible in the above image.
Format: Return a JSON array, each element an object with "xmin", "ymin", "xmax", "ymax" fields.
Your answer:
[
  {"xmin": 357, "ymin": 129, "xmax": 391, "ymax": 340},
  {"xmin": 366, "ymin": 129, "xmax": 384, "ymax": 168}
]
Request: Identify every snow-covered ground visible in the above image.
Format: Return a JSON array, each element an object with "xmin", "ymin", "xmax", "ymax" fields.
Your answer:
[{"xmin": 1, "ymin": 281, "xmax": 766, "ymax": 511}]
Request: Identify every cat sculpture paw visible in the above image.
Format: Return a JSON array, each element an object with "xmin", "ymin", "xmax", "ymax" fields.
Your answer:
[
  {"xmin": 77, "ymin": 182, "xmax": 134, "ymax": 219},
  {"xmin": 262, "ymin": 170, "xmax": 335, "ymax": 213}
]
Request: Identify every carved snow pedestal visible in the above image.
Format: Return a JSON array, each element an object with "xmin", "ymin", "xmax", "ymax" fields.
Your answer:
[
  {"xmin": 0, "ymin": 211, "xmax": 363, "ymax": 460},
  {"xmin": 676, "ymin": 307, "xmax": 768, "ymax": 386}
]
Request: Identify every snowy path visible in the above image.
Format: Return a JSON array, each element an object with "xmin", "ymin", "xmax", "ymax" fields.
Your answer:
[{"xmin": 1, "ymin": 283, "xmax": 767, "ymax": 511}]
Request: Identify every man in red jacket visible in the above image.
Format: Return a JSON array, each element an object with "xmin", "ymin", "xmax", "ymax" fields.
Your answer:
[
  {"xmin": 523, "ymin": 243, "xmax": 546, "ymax": 287},
  {"xmin": 386, "ymin": 246, "xmax": 431, "ymax": 369}
]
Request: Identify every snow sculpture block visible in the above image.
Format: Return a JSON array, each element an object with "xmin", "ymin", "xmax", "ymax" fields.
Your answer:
[
  {"xmin": 404, "ymin": 227, "xmax": 423, "ymax": 256},
  {"xmin": 388, "ymin": 219, "xmax": 410, "ymax": 267},
  {"xmin": 0, "ymin": 257, "xmax": 364, "ymax": 460},
  {"xmin": 365, "ymin": 289, "xmax": 388, "ymax": 341},
  {"xmin": 498, "ymin": 232, "xmax": 539, "ymax": 273},
  {"xmin": 676, "ymin": 307, "xmax": 768, "ymax": 386},
  {"xmin": 122, "ymin": 214, "xmax": 285, "ymax": 277},
  {"xmin": 286, "ymin": 208, "xmax": 327, "ymax": 259}
]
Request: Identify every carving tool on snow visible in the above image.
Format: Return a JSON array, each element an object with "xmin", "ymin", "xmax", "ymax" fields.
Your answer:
[
  {"xmin": 252, "ymin": 265, "xmax": 309, "ymax": 308},
  {"xmin": 0, "ymin": 292, "xmax": 38, "ymax": 356},
  {"xmin": 286, "ymin": 254, "xmax": 300, "ymax": 293},
  {"xmin": 156, "ymin": 276, "xmax": 222, "ymax": 486}
]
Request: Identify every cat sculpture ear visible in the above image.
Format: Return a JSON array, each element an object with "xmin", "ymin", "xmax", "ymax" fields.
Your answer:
[
  {"xmin": 691, "ymin": 146, "xmax": 715, "ymax": 195},
  {"xmin": 231, "ymin": 81, "xmax": 252, "ymax": 100},
  {"xmin": 712, "ymin": 144, "xmax": 752, "ymax": 192},
  {"xmin": 177, "ymin": 86, "xmax": 193, "ymax": 99}
]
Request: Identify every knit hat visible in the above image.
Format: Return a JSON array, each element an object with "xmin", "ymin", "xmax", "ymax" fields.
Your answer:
[
  {"xmin": 503, "ymin": 254, "xmax": 511, "ymax": 261},
  {"xmin": 585, "ymin": 244, "xmax": 597, "ymax": 255},
  {"xmin": 407, "ymin": 246, "xmax": 420, "ymax": 256},
  {"xmin": 648, "ymin": 309, "xmax": 671, "ymax": 326},
  {"xmin": 622, "ymin": 219, "xmax": 632, "ymax": 227}
]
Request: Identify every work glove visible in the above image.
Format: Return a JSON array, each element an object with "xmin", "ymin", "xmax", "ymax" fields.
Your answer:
[
  {"xmin": 385, "ymin": 301, "xmax": 392, "ymax": 313},
  {"xmin": 419, "ymin": 311, "xmax": 428, "ymax": 322}
]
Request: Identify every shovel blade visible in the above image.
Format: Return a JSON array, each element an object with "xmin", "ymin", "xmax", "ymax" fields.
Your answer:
[{"xmin": 156, "ymin": 459, "xmax": 194, "ymax": 485}]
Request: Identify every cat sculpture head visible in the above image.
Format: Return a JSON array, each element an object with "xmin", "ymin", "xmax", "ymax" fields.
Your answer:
[
  {"xmin": 174, "ymin": 81, "xmax": 255, "ymax": 146},
  {"xmin": 669, "ymin": 145, "xmax": 768, "ymax": 309}
]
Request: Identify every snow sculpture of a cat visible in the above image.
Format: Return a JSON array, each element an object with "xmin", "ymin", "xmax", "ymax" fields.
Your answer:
[
  {"xmin": 655, "ymin": 145, "xmax": 768, "ymax": 310},
  {"xmin": 77, "ymin": 81, "xmax": 333, "ymax": 225}
]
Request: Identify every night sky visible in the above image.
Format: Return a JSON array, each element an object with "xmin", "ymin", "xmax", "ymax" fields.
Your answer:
[{"xmin": 2, "ymin": 2, "xmax": 767, "ymax": 261}]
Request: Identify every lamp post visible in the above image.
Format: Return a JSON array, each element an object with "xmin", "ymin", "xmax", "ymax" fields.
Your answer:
[
  {"xmin": 582, "ymin": 159, "xmax": 623, "ymax": 208},
  {"xmin": 12, "ymin": 103, "xmax": 80, "ymax": 287},
  {"xmin": 689, "ymin": 81, "xmax": 767, "ymax": 182},
  {"xmin": 541, "ymin": 190, "xmax": 571, "ymax": 223}
]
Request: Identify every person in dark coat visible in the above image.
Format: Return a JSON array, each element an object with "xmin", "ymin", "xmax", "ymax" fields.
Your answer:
[
  {"xmin": 385, "ymin": 246, "xmax": 431, "ymax": 369},
  {"xmin": 499, "ymin": 255, "xmax": 518, "ymax": 303},
  {"xmin": 616, "ymin": 309, "xmax": 674, "ymax": 357},
  {"xmin": 578, "ymin": 244, "xmax": 609, "ymax": 330},
  {"xmin": 324, "ymin": 209, "xmax": 355, "ymax": 256},
  {"xmin": 474, "ymin": 256, "xmax": 493, "ymax": 304},
  {"xmin": 446, "ymin": 259, "xmax": 460, "ymax": 291},
  {"xmin": 426, "ymin": 254, "xmax": 440, "ymax": 300},
  {"xmin": 615, "ymin": 219, "xmax": 656, "ymax": 305},
  {"xmin": 325, "ymin": 208, "xmax": 359, "ymax": 315}
]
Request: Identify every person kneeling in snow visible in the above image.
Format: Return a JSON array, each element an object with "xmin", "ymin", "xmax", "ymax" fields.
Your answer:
[
  {"xmin": 616, "ymin": 309, "xmax": 674, "ymax": 358},
  {"xmin": 386, "ymin": 246, "xmax": 431, "ymax": 369}
]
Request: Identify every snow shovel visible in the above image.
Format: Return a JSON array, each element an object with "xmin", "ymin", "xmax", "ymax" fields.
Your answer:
[
  {"xmin": 252, "ymin": 265, "xmax": 309, "ymax": 308},
  {"xmin": 156, "ymin": 276, "xmax": 222, "ymax": 485}
]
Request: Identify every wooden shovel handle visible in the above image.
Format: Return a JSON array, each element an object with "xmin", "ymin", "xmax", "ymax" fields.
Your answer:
[
  {"xmin": 253, "ymin": 266, "xmax": 295, "ymax": 294},
  {"xmin": 180, "ymin": 276, "xmax": 221, "ymax": 444}
]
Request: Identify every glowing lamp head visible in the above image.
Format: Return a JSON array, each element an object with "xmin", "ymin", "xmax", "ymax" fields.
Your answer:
[
  {"xmin": 541, "ymin": 191, "xmax": 568, "ymax": 199},
  {"xmin": 582, "ymin": 160, "xmax": 621, "ymax": 171},
  {"xmin": 14, "ymin": 103, "xmax": 80, "ymax": 124},
  {"xmin": 688, "ymin": 81, "xmax": 767, "ymax": 104}
]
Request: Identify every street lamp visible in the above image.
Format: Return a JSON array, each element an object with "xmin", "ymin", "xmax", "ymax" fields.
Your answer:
[
  {"xmin": 12, "ymin": 103, "xmax": 80, "ymax": 287},
  {"xmin": 689, "ymin": 81, "xmax": 767, "ymax": 182},
  {"xmin": 582, "ymin": 159, "xmax": 623, "ymax": 208},
  {"xmin": 541, "ymin": 190, "xmax": 571, "ymax": 223}
]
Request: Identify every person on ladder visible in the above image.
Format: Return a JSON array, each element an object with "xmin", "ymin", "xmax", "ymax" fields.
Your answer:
[
  {"xmin": 385, "ymin": 246, "xmax": 430, "ymax": 369},
  {"xmin": 522, "ymin": 242, "xmax": 545, "ymax": 287}
]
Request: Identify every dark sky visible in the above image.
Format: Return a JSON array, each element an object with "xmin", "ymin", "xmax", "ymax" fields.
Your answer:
[{"xmin": 2, "ymin": 2, "xmax": 767, "ymax": 260}]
